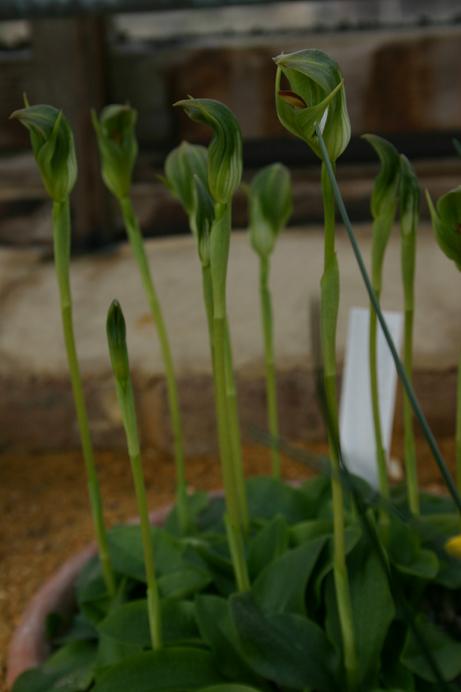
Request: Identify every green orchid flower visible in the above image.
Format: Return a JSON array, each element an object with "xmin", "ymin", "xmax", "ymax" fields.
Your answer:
[
  {"xmin": 426, "ymin": 185, "xmax": 461, "ymax": 272},
  {"xmin": 163, "ymin": 141, "xmax": 209, "ymax": 218},
  {"xmin": 249, "ymin": 163, "xmax": 292, "ymax": 258},
  {"xmin": 92, "ymin": 104, "xmax": 138, "ymax": 200},
  {"xmin": 11, "ymin": 104, "xmax": 77, "ymax": 202},
  {"xmin": 274, "ymin": 49, "xmax": 350, "ymax": 162}
]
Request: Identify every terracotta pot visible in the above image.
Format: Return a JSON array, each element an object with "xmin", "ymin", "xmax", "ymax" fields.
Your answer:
[{"xmin": 6, "ymin": 501, "xmax": 178, "ymax": 689}]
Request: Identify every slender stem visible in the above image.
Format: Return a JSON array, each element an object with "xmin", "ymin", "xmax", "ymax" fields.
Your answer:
[
  {"xmin": 260, "ymin": 255, "xmax": 281, "ymax": 478},
  {"xmin": 316, "ymin": 126, "xmax": 461, "ymax": 513},
  {"xmin": 225, "ymin": 514, "xmax": 250, "ymax": 592},
  {"xmin": 369, "ymin": 290, "xmax": 390, "ymax": 504},
  {"xmin": 115, "ymin": 377, "xmax": 162, "ymax": 650},
  {"xmin": 119, "ymin": 196, "xmax": 188, "ymax": 533},
  {"xmin": 320, "ymin": 164, "xmax": 357, "ymax": 689},
  {"xmin": 457, "ymin": 355, "xmax": 461, "ymax": 495},
  {"xmin": 52, "ymin": 200, "xmax": 115, "ymax": 597},
  {"xmin": 202, "ymin": 262, "xmax": 249, "ymax": 530},
  {"xmin": 403, "ymin": 308, "xmax": 419, "ymax": 514}
]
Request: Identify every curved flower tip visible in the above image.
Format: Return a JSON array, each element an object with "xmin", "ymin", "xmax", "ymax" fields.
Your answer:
[
  {"xmin": 362, "ymin": 134, "xmax": 400, "ymax": 220},
  {"xmin": 426, "ymin": 185, "xmax": 461, "ymax": 271},
  {"xmin": 445, "ymin": 534, "xmax": 461, "ymax": 559},
  {"xmin": 106, "ymin": 299, "xmax": 130, "ymax": 383},
  {"xmin": 92, "ymin": 104, "xmax": 138, "ymax": 200},
  {"xmin": 10, "ymin": 103, "xmax": 77, "ymax": 201},
  {"xmin": 249, "ymin": 163, "xmax": 292, "ymax": 258},
  {"xmin": 174, "ymin": 97, "xmax": 242, "ymax": 205},
  {"xmin": 163, "ymin": 141, "xmax": 209, "ymax": 219},
  {"xmin": 399, "ymin": 154, "xmax": 420, "ymax": 239},
  {"xmin": 274, "ymin": 48, "xmax": 350, "ymax": 162}
]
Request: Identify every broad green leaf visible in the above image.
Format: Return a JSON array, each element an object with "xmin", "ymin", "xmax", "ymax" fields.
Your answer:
[
  {"xmin": 12, "ymin": 640, "xmax": 97, "ymax": 692},
  {"xmin": 158, "ymin": 565, "xmax": 211, "ymax": 599},
  {"xmin": 299, "ymin": 473, "xmax": 332, "ymax": 517},
  {"xmin": 246, "ymin": 476, "xmax": 311, "ymax": 523},
  {"xmin": 92, "ymin": 104, "xmax": 137, "ymax": 199},
  {"xmin": 401, "ymin": 614, "xmax": 461, "ymax": 682},
  {"xmin": 11, "ymin": 104, "xmax": 77, "ymax": 201},
  {"xmin": 314, "ymin": 526, "xmax": 362, "ymax": 598},
  {"xmin": 274, "ymin": 49, "xmax": 350, "ymax": 162},
  {"xmin": 388, "ymin": 517, "xmax": 439, "ymax": 580},
  {"xmin": 252, "ymin": 536, "xmax": 326, "ymax": 615},
  {"xmin": 93, "ymin": 647, "xmax": 223, "ymax": 691},
  {"xmin": 247, "ymin": 514, "xmax": 289, "ymax": 579},
  {"xmin": 175, "ymin": 97, "xmax": 242, "ymax": 204},
  {"xmin": 164, "ymin": 490, "xmax": 210, "ymax": 536},
  {"xmin": 107, "ymin": 525, "xmax": 184, "ymax": 582},
  {"xmin": 230, "ymin": 592, "xmax": 336, "ymax": 691},
  {"xmin": 195, "ymin": 595, "xmax": 261, "ymax": 685},
  {"xmin": 426, "ymin": 186, "xmax": 461, "ymax": 271},
  {"xmin": 290, "ymin": 518, "xmax": 333, "ymax": 545},
  {"xmin": 248, "ymin": 163, "xmax": 292, "ymax": 257}
]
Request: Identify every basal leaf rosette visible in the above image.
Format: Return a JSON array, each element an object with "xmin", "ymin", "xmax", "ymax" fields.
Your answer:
[
  {"xmin": 274, "ymin": 49, "xmax": 351, "ymax": 162},
  {"xmin": 249, "ymin": 163, "xmax": 292, "ymax": 257},
  {"xmin": 10, "ymin": 104, "xmax": 77, "ymax": 202},
  {"xmin": 92, "ymin": 104, "xmax": 138, "ymax": 200},
  {"xmin": 174, "ymin": 97, "xmax": 242, "ymax": 205},
  {"xmin": 163, "ymin": 141, "xmax": 209, "ymax": 218},
  {"xmin": 426, "ymin": 185, "xmax": 461, "ymax": 272}
]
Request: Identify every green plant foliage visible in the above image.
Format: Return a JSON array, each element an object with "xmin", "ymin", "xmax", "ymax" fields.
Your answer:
[
  {"xmin": 92, "ymin": 104, "xmax": 137, "ymax": 199},
  {"xmin": 11, "ymin": 104, "xmax": 77, "ymax": 201},
  {"xmin": 174, "ymin": 97, "xmax": 242, "ymax": 204},
  {"xmin": 401, "ymin": 614, "xmax": 461, "ymax": 683},
  {"xmin": 274, "ymin": 48, "xmax": 350, "ymax": 161},
  {"xmin": 106, "ymin": 300, "xmax": 129, "ymax": 384},
  {"xmin": 426, "ymin": 185, "xmax": 461, "ymax": 271},
  {"xmin": 248, "ymin": 163, "xmax": 292, "ymax": 257},
  {"xmin": 163, "ymin": 141, "xmax": 209, "ymax": 218}
]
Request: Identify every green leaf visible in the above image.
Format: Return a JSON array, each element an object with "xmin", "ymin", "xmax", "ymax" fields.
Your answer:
[
  {"xmin": 195, "ymin": 595, "xmax": 261, "ymax": 685},
  {"xmin": 290, "ymin": 518, "xmax": 333, "ymax": 545},
  {"xmin": 11, "ymin": 104, "xmax": 77, "ymax": 201},
  {"xmin": 158, "ymin": 565, "xmax": 211, "ymax": 599},
  {"xmin": 248, "ymin": 163, "xmax": 292, "ymax": 257},
  {"xmin": 388, "ymin": 516, "xmax": 439, "ymax": 580},
  {"xmin": 252, "ymin": 536, "xmax": 326, "ymax": 615},
  {"xmin": 426, "ymin": 185, "xmax": 461, "ymax": 271},
  {"xmin": 175, "ymin": 98, "xmax": 242, "ymax": 204},
  {"xmin": 93, "ymin": 647, "xmax": 224, "ymax": 691},
  {"xmin": 274, "ymin": 49, "xmax": 350, "ymax": 162},
  {"xmin": 246, "ymin": 476, "xmax": 311, "ymax": 523},
  {"xmin": 164, "ymin": 491, "xmax": 210, "ymax": 535},
  {"xmin": 230, "ymin": 592, "xmax": 336, "ymax": 691},
  {"xmin": 12, "ymin": 640, "xmax": 97, "ymax": 692},
  {"xmin": 247, "ymin": 514, "xmax": 289, "ymax": 579},
  {"xmin": 163, "ymin": 141, "xmax": 209, "ymax": 218},
  {"xmin": 199, "ymin": 686, "xmax": 263, "ymax": 692},
  {"xmin": 401, "ymin": 614, "xmax": 461, "ymax": 682},
  {"xmin": 92, "ymin": 104, "xmax": 138, "ymax": 199}
]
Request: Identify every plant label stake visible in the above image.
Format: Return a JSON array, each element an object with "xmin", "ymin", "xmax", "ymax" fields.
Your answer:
[{"xmin": 340, "ymin": 307, "xmax": 403, "ymax": 487}]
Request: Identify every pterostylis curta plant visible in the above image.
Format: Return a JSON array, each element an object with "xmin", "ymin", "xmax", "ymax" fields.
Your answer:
[
  {"xmin": 162, "ymin": 140, "xmax": 249, "ymax": 538},
  {"xmin": 426, "ymin": 184, "xmax": 461, "ymax": 493},
  {"xmin": 399, "ymin": 155, "xmax": 421, "ymax": 515},
  {"xmin": 92, "ymin": 105, "xmax": 189, "ymax": 534},
  {"xmin": 106, "ymin": 300, "xmax": 162, "ymax": 650},
  {"xmin": 247, "ymin": 163, "xmax": 293, "ymax": 479},
  {"xmin": 274, "ymin": 49, "xmax": 357, "ymax": 688},
  {"xmin": 173, "ymin": 98, "xmax": 250, "ymax": 590},
  {"xmin": 10, "ymin": 102, "xmax": 115, "ymax": 596},
  {"xmin": 362, "ymin": 134, "xmax": 400, "ymax": 509}
]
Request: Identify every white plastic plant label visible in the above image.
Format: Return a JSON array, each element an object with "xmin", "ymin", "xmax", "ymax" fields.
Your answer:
[{"xmin": 339, "ymin": 307, "xmax": 403, "ymax": 488}]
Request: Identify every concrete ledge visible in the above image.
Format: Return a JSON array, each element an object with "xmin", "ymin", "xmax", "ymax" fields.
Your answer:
[{"xmin": 1, "ymin": 225, "xmax": 460, "ymax": 455}]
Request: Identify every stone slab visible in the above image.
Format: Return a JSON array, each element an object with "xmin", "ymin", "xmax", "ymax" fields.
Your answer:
[{"xmin": 0, "ymin": 224, "xmax": 459, "ymax": 454}]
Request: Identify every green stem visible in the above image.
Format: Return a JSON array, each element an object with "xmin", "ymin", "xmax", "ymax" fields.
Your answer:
[
  {"xmin": 320, "ymin": 165, "xmax": 357, "ymax": 689},
  {"xmin": 369, "ymin": 291, "xmax": 390, "ymax": 505},
  {"xmin": 202, "ymin": 262, "xmax": 248, "ymax": 530},
  {"xmin": 225, "ymin": 514, "xmax": 250, "ymax": 592},
  {"xmin": 403, "ymin": 307, "xmax": 419, "ymax": 514},
  {"xmin": 115, "ymin": 377, "xmax": 162, "ymax": 650},
  {"xmin": 457, "ymin": 355, "xmax": 461, "ymax": 495},
  {"xmin": 315, "ymin": 125, "xmax": 461, "ymax": 514},
  {"xmin": 52, "ymin": 200, "xmax": 115, "ymax": 597},
  {"xmin": 260, "ymin": 255, "xmax": 281, "ymax": 478},
  {"xmin": 120, "ymin": 196, "xmax": 188, "ymax": 534}
]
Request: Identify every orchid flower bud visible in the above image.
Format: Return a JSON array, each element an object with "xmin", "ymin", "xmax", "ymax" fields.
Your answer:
[
  {"xmin": 106, "ymin": 299, "xmax": 130, "ymax": 384},
  {"xmin": 10, "ymin": 104, "xmax": 77, "ymax": 202},
  {"xmin": 174, "ymin": 97, "xmax": 242, "ymax": 205},
  {"xmin": 92, "ymin": 104, "xmax": 138, "ymax": 200},
  {"xmin": 274, "ymin": 49, "xmax": 350, "ymax": 162},
  {"xmin": 193, "ymin": 174, "xmax": 214, "ymax": 267},
  {"xmin": 163, "ymin": 141, "xmax": 208, "ymax": 218},
  {"xmin": 399, "ymin": 155, "xmax": 420, "ymax": 308},
  {"xmin": 248, "ymin": 163, "xmax": 292, "ymax": 258},
  {"xmin": 426, "ymin": 185, "xmax": 461, "ymax": 272},
  {"xmin": 363, "ymin": 134, "xmax": 400, "ymax": 220}
]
